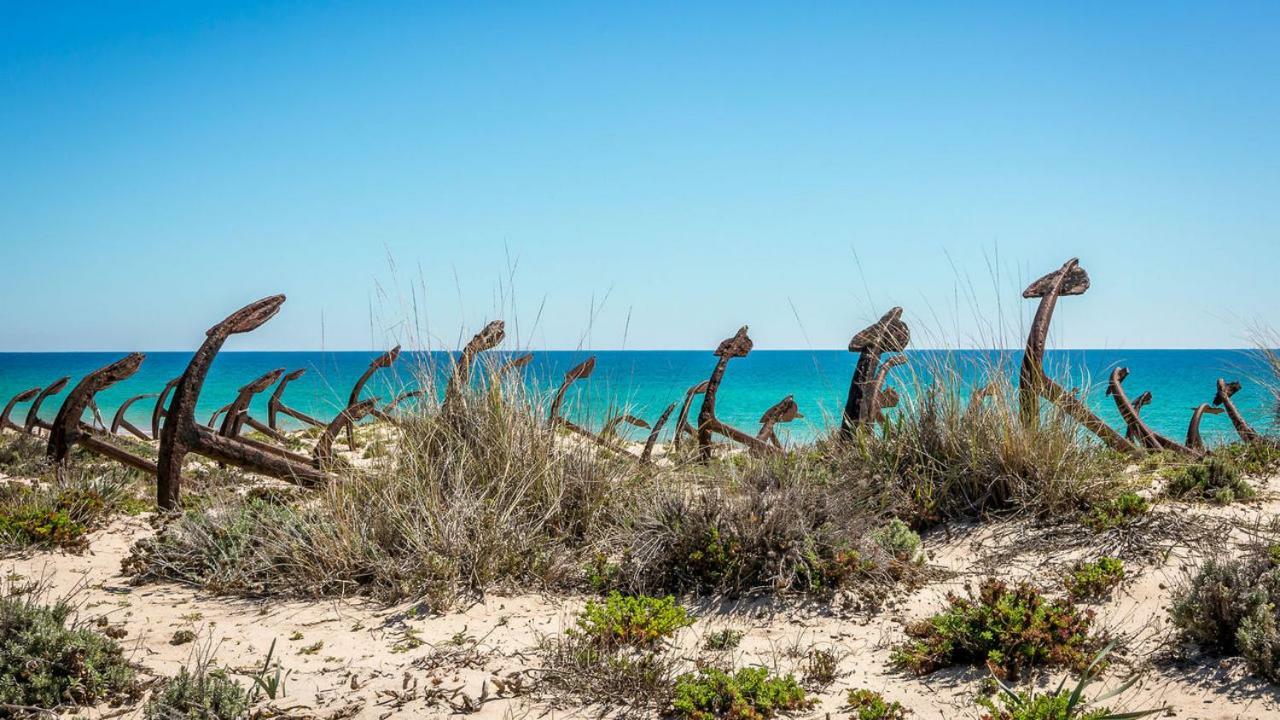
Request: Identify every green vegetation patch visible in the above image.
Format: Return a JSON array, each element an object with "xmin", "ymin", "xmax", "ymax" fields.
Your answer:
[
  {"xmin": 977, "ymin": 642, "xmax": 1161, "ymax": 720},
  {"xmin": 892, "ymin": 579, "xmax": 1100, "ymax": 678},
  {"xmin": 145, "ymin": 664, "xmax": 251, "ymax": 720},
  {"xmin": 1082, "ymin": 493, "xmax": 1149, "ymax": 532},
  {"xmin": 1163, "ymin": 456, "xmax": 1255, "ymax": 504},
  {"xmin": 704, "ymin": 628, "xmax": 744, "ymax": 651},
  {"xmin": 1170, "ymin": 547, "xmax": 1280, "ymax": 681},
  {"xmin": 844, "ymin": 688, "xmax": 909, "ymax": 719},
  {"xmin": 569, "ymin": 592, "xmax": 694, "ymax": 648},
  {"xmin": 0, "ymin": 469, "xmax": 150, "ymax": 550},
  {"xmin": 0, "ymin": 582, "xmax": 137, "ymax": 709},
  {"xmin": 671, "ymin": 667, "xmax": 813, "ymax": 720},
  {"xmin": 1064, "ymin": 558, "xmax": 1125, "ymax": 601}
]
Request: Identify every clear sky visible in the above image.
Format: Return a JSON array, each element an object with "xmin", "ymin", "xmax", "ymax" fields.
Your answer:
[{"xmin": 2, "ymin": 2, "xmax": 1277, "ymax": 351}]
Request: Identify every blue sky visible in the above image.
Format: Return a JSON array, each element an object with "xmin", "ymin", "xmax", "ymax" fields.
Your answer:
[{"xmin": 2, "ymin": 1, "xmax": 1277, "ymax": 351}]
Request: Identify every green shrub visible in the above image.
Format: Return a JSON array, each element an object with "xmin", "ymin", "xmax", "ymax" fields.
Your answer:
[
  {"xmin": 891, "ymin": 579, "xmax": 1100, "ymax": 678},
  {"xmin": 873, "ymin": 519, "xmax": 923, "ymax": 564},
  {"xmin": 671, "ymin": 667, "xmax": 812, "ymax": 720},
  {"xmin": 171, "ymin": 629, "xmax": 198, "ymax": 645},
  {"xmin": 621, "ymin": 457, "xmax": 899, "ymax": 596},
  {"xmin": 800, "ymin": 647, "xmax": 840, "ymax": 689},
  {"xmin": 844, "ymin": 689, "xmax": 909, "ymax": 720},
  {"xmin": 0, "ymin": 582, "xmax": 136, "ymax": 709},
  {"xmin": 569, "ymin": 592, "xmax": 693, "ymax": 648},
  {"xmin": 145, "ymin": 662, "xmax": 251, "ymax": 720},
  {"xmin": 1064, "ymin": 558, "xmax": 1125, "ymax": 601},
  {"xmin": 1163, "ymin": 456, "xmax": 1254, "ymax": 504},
  {"xmin": 1216, "ymin": 441, "xmax": 1280, "ymax": 476},
  {"xmin": 1082, "ymin": 493, "xmax": 1148, "ymax": 531},
  {"xmin": 0, "ymin": 469, "xmax": 147, "ymax": 550},
  {"xmin": 704, "ymin": 628, "xmax": 745, "ymax": 651},
  {"xmin": 828, "ymin": 372, "xmax": 1125, "ymax": 527},
  {"xmin": 977, "ymin": 642, "xmax": 1162, "ymax": 720},
  {"xmin": 1169, "ymin": 549, "xmax": 1280, "ymax": 680}
]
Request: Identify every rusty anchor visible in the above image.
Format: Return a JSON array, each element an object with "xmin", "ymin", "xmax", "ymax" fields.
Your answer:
[
  {"xmin": 672, "ymin": 381, "xmax": 709, "ymax": 448},
  {"xmin": 756, "ymin": 395, "xmax": 803, "ymax": 450},
  {"xmin": 266, "ymin": 369, "xmax": 326, "ymax": 432},
  {"xmin": 214, "ymin": 369, "xmax": 286, "ymax": 441},
  {"xmin": 46, "ymin": 354, "xmax": 158, "ymax": 475},
  {"xmin": 24, "ymin": 377, "xmax": 70, "ymax": 435},
  {"xmin": 1017, "ymin": 259, "xmax": 1137, "ymax": 454},
  {"xmin": 640, "ymin": 402, "xmax": 676, "ymax": 464},
  {"xmin": 695, "ymin": 327, "xmax": 774, "ymax": 459},
  {"xmin": 840, "ymin": 309, "xmax": 910, "ymax": 436},
  {"xmin": 341, "ymin": 346, "xmax": 401, "ymax": 450},
  {"xmin": 1106, "ymin": 368, "xmax": 1193, "ymax": 455},
  {"xmin": 547, "ymin": 356, "xmax": 639, "ymax": 459},
  {"xmin": 111, "ymin": 393, "xmax": 159, "ymax": 441},
  {"xmin": 443, "ymin": 321, "xmax": 506, "ymax": 414},
  {"xmin": 2, "ymin": 387, "xmax": 42, "ymax": 434},
  {"xmin": 150, "ymin": 377, "xmax": 180, "ymax": 439},
  {"xmin": 312, "ymin": 397, "xmax": 381, "ymax": 465},
  {"xmin": 1186, "ymin": 403, "xmax": 1225, "ymax": 453},
  {"xmin": 1214, "ymin": 379, "xmax": 1262, "ymax": 444},
  {"xmin": 156, "ymin": 296, "xmax": 331, "ymax": 510}
]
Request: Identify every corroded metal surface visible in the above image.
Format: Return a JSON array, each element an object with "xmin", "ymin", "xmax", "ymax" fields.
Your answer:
[
  {"xmin": 1017, "ymin": 259, "xmax": 1136, "ymax": 454},
  {"xmin": 549, "ymin": 357, "xmax": 596, "ymax": 426},
  {"xmin": 312, "ymin": 398, "xmax": 380, "ymax": 465},
  {"xmin": 25, "ymin": 377, "xmax": 69, "ymax": 434},
  {"xmin": 46, "ymin": 354, "xmax": 158, "ymax": 475},
  {"xmin": 602, "ymin": 413, "xmax": 650, "ymax": 437},
  {"xmin": 547, "ymin": 356, "xmax": 640, "ymax": 459},
  {"xmin": 673, "ymin": 381, "xmax": 709, "ymax": 446},
  {"xmin": 218, "ymin": 369, "xmax": 285, "ymax": 438},
  {"xmin": 111, "ymin": 393, "xmax": 158, "ymax": 441},
  {"xmin": 756, "ymin": 395, "xmax": 802, "ymax": 450},
  {"xmin": 841, "ymin": 309, "xmax": 910, "ymax": 435},
  {"xmin": 151, "ymin": 377, "xmax": 180, "ymax": 439},
  {"xmin": 1106, "ymin": 368, "xmax": 1192, "ymax": 455},
  {"xmin": 640, "ymin": 403, "xmax": 676, "ymax": 464},
  {"xmin": 156, "ymin": 296, "xmax": 329, "ymax": 510},
  {"xmin": 1214, "ymin": 379, "xmax": 1262, "ymax": 444},
  {"xmin": 1186, "ymin": 403, "xmax": 1224, "ymax": 453},
  {"xmin": 444, "ymin": 321, "xmax": 505, "ymax": 414},
  {"xmin": 696, "ymin": 327, "xmax": 774, "ymax": 459},
  {"xmin": 267, "ymin": 369, "xmax": 325, "ymax": 431},
  {"xmin": 1, "ymin": 387, "xmax": 41, "ymax": 433},
  {"xmin": 499, "ymin": 353, "xmax": 534, "ymax": 377},
  {"xmin": 343, "ymin": 346, "xmax": 401, "ymax": 449}
]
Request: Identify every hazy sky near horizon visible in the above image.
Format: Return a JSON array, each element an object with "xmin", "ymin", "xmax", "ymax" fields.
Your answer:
[{"xmin": 2, "ymin": 2, "xmax": 1278, "ymax": 352}]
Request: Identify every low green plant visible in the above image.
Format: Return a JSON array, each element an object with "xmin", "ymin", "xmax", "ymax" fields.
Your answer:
[
  {"xmin": 1163, "ymin": 456, "xmax": 1254, "ymax": 504},
  {"xmin": 891, "ymin": 578, "xmax": 1100, "ymax": 678},
  {"xmin": 1169, "ymin": 548, "xmax": 1280, "ymax": 681},
  {"xmin": 569, "ymin": 592, "xmax": 694, "ymax": 648},
  {"xmin": 144, "ymin": 659, "xmax": 251, "ymax": 720},
  {"xmin": 800, "ymin": 647, "xmax": 841, "ymax": 689},
  {"xmin": 1216, "ymin": 441, "xmax": 1280, "ymax": 476},
  {"xmin": 248, "ymin": 639, "xmax": 289, "ymax": 701},
  {"xmin": 1082, "ymin": 493, "xmax": 1148, "ymax": 531},
  {"xmin": 0, "ymin": 469, "xmax": 147, "ymax": 549},
  {"xmin": 844, "ymin": 688, "xmax": 909, "ymax": 720},
  {"xmin": 671, "ymin": 666, "xmax": 812, "ymax": 720},
  {"xmin": 171, "ymin": 629, "xmax": 198, "ymax": 645},
  {"xmin": 0, "ymin": 580, "xmax": 136, "ymax": 709},
  {"xmin": 704, "ymin": 628, "xmax": 745, "ymax": 651},
  {"xmin": 977, "ymin": 642, "xmax": 1162, "ymax": 720},
  {"xmin": 1064, "ymin": 558, "xmax": 1125, "ymax": 601},
  {"xmin": 873, "ymin": 519, "xmax": 923, "ymax": 564}
]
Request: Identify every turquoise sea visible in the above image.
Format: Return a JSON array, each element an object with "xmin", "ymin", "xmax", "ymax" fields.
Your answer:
[{"xmin": 0, "ymin": 350, "xmax": 1275, "ymax": 446}]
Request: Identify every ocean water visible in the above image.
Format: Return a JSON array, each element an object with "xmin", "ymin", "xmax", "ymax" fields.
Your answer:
[{"xmin": 0, "ymin": 349, "xmax": 1275, "ymax": 446}]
